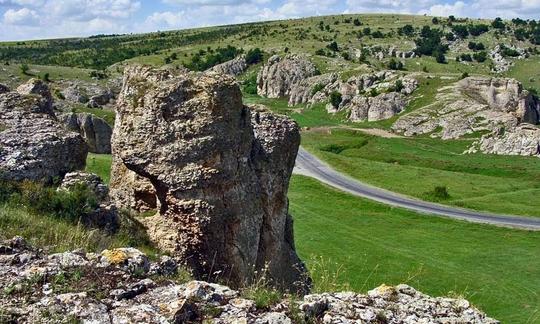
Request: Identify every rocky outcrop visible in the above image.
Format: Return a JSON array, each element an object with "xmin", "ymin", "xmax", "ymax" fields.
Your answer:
[
  {"xmin": 467, "ymin": 124, "xmax": 540, "ymax": 156},
  {"xmin": 349, "ymin": 92, "xmax": 407, "ymax": 122},
  {"xmin": 489, "ymin": 44, "xmax": 526, "ymax": 73},
  {"xmin": 61, "ymin": 82, "xmax": 114, "ymax": 107},
  {"xmin": 0, "ymin": 81, "xmax": 87, "ymax": 182},
  {"xmin": 60, "ymin": 112, "xmax": 113, "ymax": 154},
  {"xmin": 288, "ymin": 73, "xmax": 339, "ymax": 106},
  {"xmin": 58, "ymin": 171, "xmax": 119, "ymax": 231},
  {"xmin": 393, "ymin": 77, "xmax": 540, "ymax": 139},
  {"xmin": 111, "ymin": 66, "xmax": 308, "ymax": 292},
  {"xmin": 257, "ymin": 54, "xmax": 317, "ymax": 98},
  {"xmin": 288, "ymin": 70, "xmax": 417, "ymax": 122},
  {"xmin": 16, "ymin": 78, "xmax": 53, "ymax": 111},
  {"xmin": 209, "ymin": 55, "xmax": 248, "ymax": 76},
  {"xmin": 0, "ymin": 237, "xmax": 499, "ymax": 324}
]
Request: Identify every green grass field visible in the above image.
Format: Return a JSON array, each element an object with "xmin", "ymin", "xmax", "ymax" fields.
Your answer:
[
  {"xmin": 82, "ymin": 154, "xmax": 540, "ymax": 322},
  {"xmin": 300, "ymin": 128, "xmax": 540, "ymax": 217},
  {"xmin": 290, "ymin": 175, "xmax": 540, "ymax": 324}
]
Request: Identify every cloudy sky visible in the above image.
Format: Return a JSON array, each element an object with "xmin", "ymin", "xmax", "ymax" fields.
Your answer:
[{"xmin": 1, "ymin": 0, "xmax": 539, "ymax": 41}]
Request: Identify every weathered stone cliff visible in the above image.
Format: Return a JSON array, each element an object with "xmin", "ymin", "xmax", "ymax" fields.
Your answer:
[
  {"xmin": 257, "ymin": 54, "xmax": 317, "ymax": 98},
  {"xmin": 110, "ymin": 66, "xmax": 308, "ymax": 292},
  {"xmin": 61, "ymin": 112, "xmax": 113, "ymax": 154},
  {"xmin": 393, "ymin": 76, "xmax": 540, "ymax": 140},
  {"xmin": 0, "ymin": 80, "xmax": 87, "ymax": 182}
]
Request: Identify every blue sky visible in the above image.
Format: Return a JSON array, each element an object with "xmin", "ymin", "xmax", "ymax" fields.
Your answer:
[{"xmin": 1, "ymin": 0, "xmax": 539, "ymax": 41}]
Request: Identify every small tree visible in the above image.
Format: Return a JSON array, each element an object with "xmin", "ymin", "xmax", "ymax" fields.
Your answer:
[
  {"xmin": 326, "ymin": 41, "xmax": 339, "ymax": 52},
  {"xmin": 434, "ymin": 51, "xmax": 446, "ymax": 64},
  {"xmin": 353, "ymin": 18, "xmax": 362, "ymax": 26},
  {"xmin": 19, "ymin": 63, "xmax": 29, "ymax": 75},
  {"xmin": 329, "ymin": 91, "xmax": 342, "ymax": 108},
  {"xmin": 246, "ymin": 48, "xmax": 263, "ymax": 64}
]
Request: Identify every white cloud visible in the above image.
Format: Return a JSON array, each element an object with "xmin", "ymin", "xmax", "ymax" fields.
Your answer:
[{"xmin": 3, "ymin": 7, "xmax": 38, "ymax": 25}]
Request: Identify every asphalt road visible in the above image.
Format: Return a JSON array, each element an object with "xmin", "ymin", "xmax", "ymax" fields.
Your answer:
[{"xmin": 294, "ymin": 147, "xmax": 540, "ymax": 230}]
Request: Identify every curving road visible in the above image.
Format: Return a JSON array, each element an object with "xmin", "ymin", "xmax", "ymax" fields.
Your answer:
[{"xmin": 294, "ymin": 147, "xmax": 540, "ymax": 230}]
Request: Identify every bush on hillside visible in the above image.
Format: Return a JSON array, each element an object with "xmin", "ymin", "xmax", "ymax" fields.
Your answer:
[
  {"xmin": 246, "ymin": 48, "xmax": 263, "ymax": 65},
  {"xmin": 329, "ymin": 91, "xmax": 342, "ymax": 108}
]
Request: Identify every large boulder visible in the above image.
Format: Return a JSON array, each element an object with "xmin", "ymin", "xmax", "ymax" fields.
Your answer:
[
  {"xmin": 110, "ymin": 66, "xmax": 309, "ymax": 292},
  {"xmin": 349, "ymin": 92, "xmax": 407, "ymax": 122},
  {"xmin": 60, "ymin": 112, "xmax": 112, "ymax": 154},
  {"xmin": 0, "ymin": 82, "xmax": 87, "ymax": 182},
  {"xmin": 209, "ymin": 55, "xmax": 247, "ymax": 76},
  {"xmin": 257, "ymin": 54, "xmax": 317, "ymax": 98}
]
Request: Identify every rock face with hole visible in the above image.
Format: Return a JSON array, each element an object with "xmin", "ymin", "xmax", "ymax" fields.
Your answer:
[
  {"xmin": 257, "ymin": 54, "xmax": 317, "ymax": 98},
  {"xmin": 0, "ymin": 80, "xmax": 87, "ymax": 182},
  {"xmin": 110, "ymin": 66, "xmax": 308, "ymax": 292},
  {"xmin": 60, "ymin": 112, "xmax": 113, "ymax": 154}
]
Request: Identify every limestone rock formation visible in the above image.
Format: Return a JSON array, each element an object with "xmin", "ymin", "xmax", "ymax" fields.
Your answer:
[
  {"xmin": 257, "ymin": 54, "xmax": 317, "ymax": 98},
  {"xmin": 287, "ymin": 70, "xmax": 417, "ymax": 123},
  {"xmin": 393, "ymin": 76, "xmax": 540, "ymax": 139},
  {"xmin": 16, "ymin": 78, "xmax": 53, "ymax": 111},
  {"xmin": 110, "ymin": 66, "xmax": 308, "ymax": 292},
  {"xmin": 0, "ymin": 237, "xmax": 499, "ymax": 324},
  {"xmin": 61, "ymin": 112, "xmax": 113, "ymax": 154},
  {"xmin": 0, "ymin": 81, "xmax": 87, "ymax": 182},
  {"xmin": 209, "ymin": 55, "xmax": 247, "ymax": 76},
  {"xmin": 61, "ymin": 81, "xmax": 114, "ymax": 107},
  {"xmin": 288, "ymin": 73, "xmax": 339, "ymax": 106},
  {"xmin": 349, "ymin": 92, "xmax": 407, "ymax": 122},
  {"xmin": 468, "ymin": 124, "xmax": 540, "ymax": 156}
]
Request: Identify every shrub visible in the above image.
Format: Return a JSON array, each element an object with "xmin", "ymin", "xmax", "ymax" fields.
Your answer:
[
  {"xmin": 242, "ymin": 74, "xmax": 258, "ymax": 95},
  {"xmin": 458, "ymin": 54, "xmax": 473, "ymax": 62},
  {"xmin": 451, "ymin": 25, "xmax": 469, "ymax": 38},
  {"xmin": 394, "ymin": 79, "xmax": 404, "ymax": 92},
  {"xmin": 245, "ymin": 48, "xmax": 263, "ymax": 65},
  {"xmin": 1, "ymin": 180, "xmax": 98, "ymax": 222},
  {"xmin": 311, "ymin": 83, "xmax": 324, "ymax": 96},
  {"xmin": 432, "ymin": 17, "xmax": 439, "ymax": 25},
  {"xmin": 434, "ymin": 51, "xmax": 446, "ymax": 63},
  {"xmin": 326, "ymin": 41, "xmax": 339, "ymax": 52},
  {"xmin": 371, "ymin": 30, "xmax": 384, "ymax": 38},
  {"xmin": 473, "ymin": 51, "xmax": 487, "ymax": 62},
  {"xmin": 425, "ymin": 186, "xmax": 450, "ymax": 200},
  {"xmin": 353, "ymin": 18, "xmax": 362, "ymax": 26},
  {"xmin": 468, "ymin": 24, "xmax": 489, "ymax": 36},
  {"xmin": 492, "ymin": 17, "xmax": 505, "ymax": 29},
  {"xmin": 387, "ymin": 58, "xmax": 404, "ymax": 70},
  {"xmin": 398, "ymin": 24, "xmax": 415, "ymax": 37},
  {"xmin": 329, "ymin": 91, "xmax": 342, "ymax": 108},
  {"xmin": 461, "ymin": 72, "xmax": 469, "ymax": 79},
  {"xmin": 19, "ymin": 63, "xmax": 29, "ymax": 75}
]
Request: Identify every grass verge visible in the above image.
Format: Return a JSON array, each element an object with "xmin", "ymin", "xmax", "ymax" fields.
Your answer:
[{"xmin": 291, "ymin": 175, "xmax": 540, "ymax": 324}]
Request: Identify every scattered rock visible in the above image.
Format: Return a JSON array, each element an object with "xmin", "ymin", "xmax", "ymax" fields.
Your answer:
[
  {"xmin": 0, "ymin": 238, "xmax": 500, "ymax": 323},
  {"xmin": 60, "ymin": 112, "xmax": 113, "ymax": 153},
  {"xmin": 489, "ymin": 44, "xmax": 526, "ymax": 73},
  {"xmin": 257, "ymin": 54, "xmax": 317, "ymax": 98},
  {"xmin": 0, "ymin": 84, "xmax": 87, "ymax": 182},
  {"xmin": 110, "ymin": 65, "xmax": 309, "ymax": 292},
  {"xmin": 467, "ymin": 124, "xmax": 540, "ymax": 156},
  {"xmin": 210, "ymin": 55, "xmax": 248, "ymax": 76}
]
